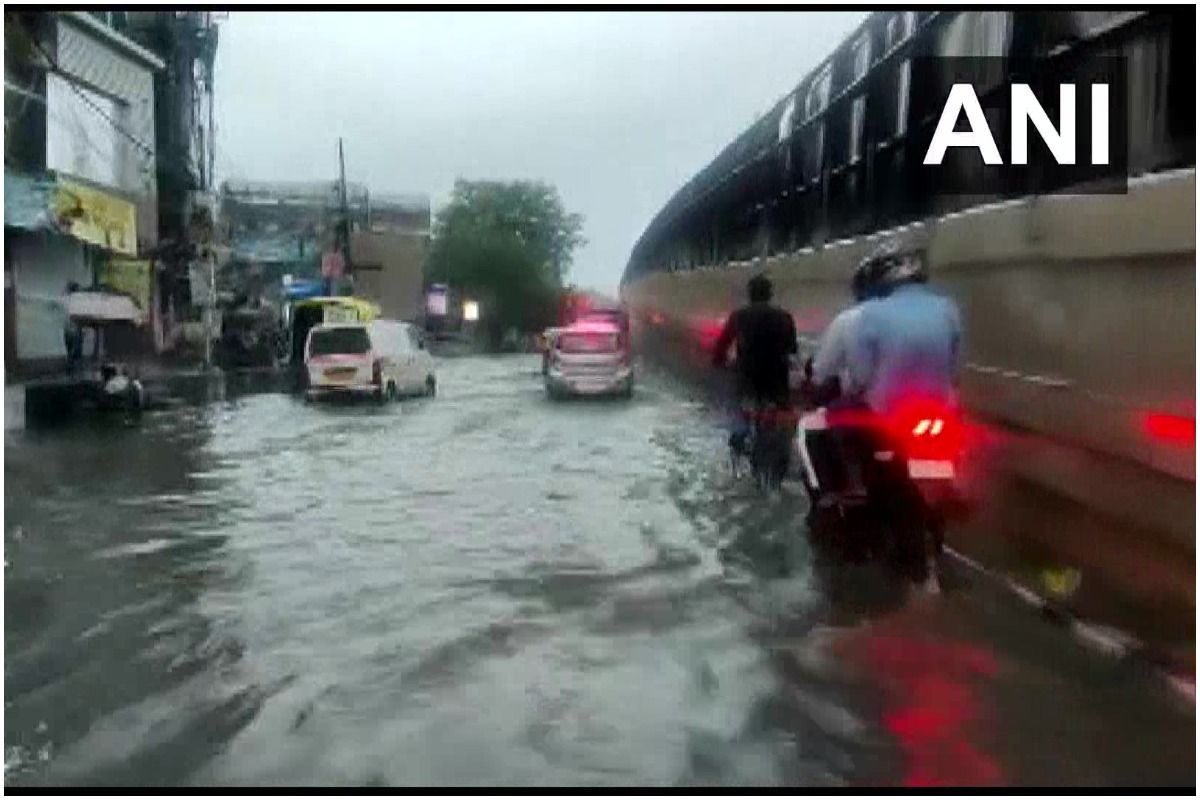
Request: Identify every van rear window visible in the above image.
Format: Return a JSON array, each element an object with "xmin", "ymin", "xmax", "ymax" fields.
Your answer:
[{"xmin": 310, "ymin": 327, "xmax": 370, "ymax": 355}]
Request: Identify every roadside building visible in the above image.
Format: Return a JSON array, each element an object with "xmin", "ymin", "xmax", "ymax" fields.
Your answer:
[
  {"xmin": 4, "ymin": 11, "xmax": 163, "ymax": 376},
  {"xmin": 219, "ymin": 181, "xmax": 429, "ymax": 324},
  {"xmin": 351, "ymin": 192, "xmax": 430, "ymax": 323},
  {"xmin": 121, "ymin": 11, "xmax": 221, "ymax": 355},
  {"xmin": 368, "ymin": 192, "xmax": 429, "ymax": 236},
  {"xmin": 218, "ymin": 179, "xmax": 371, "ymax": 302}
]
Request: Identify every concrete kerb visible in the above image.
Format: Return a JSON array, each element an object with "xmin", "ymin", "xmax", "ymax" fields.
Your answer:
[{"xmin": 941, "ymin": 545, "xmax": 1197, "ymax": 707}]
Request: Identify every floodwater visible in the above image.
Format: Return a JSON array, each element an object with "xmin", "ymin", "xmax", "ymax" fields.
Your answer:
[{"xmin": 4, "ymin": 355, "xmax": 1194, "ymax": 787}]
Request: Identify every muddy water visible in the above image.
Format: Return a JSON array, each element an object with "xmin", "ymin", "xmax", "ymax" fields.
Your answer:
[{"xmin": 5, "ymin": 356, "xmax": 1193, "ymax": 786}]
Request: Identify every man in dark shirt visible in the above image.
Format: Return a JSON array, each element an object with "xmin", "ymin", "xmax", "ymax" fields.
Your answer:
[{"xmin": 711, "ymin": 274, "xmax": 798, "ymax": 453}]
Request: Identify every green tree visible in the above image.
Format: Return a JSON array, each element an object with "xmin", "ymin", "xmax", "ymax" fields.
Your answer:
[{"xmin": 428, "ymin": 179, "xmax": 585, "ymax": 347}]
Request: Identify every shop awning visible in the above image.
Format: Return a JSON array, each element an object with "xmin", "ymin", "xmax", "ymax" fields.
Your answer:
[{"xmin": 67, "ymin": 291, "xmax": 143, "ymax": 324}]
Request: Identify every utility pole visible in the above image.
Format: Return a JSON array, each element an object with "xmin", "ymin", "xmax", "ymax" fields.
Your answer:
[
  {"xmin": 338, "ymin": 137, "xmax": 351, "ymax": 287},
  {"xmin": 204, "ymin": 247, "xmax": 215, "ymax": 370}
]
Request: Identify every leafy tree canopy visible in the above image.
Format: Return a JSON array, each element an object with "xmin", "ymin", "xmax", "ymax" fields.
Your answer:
[{"xmin": 428, "ymin": 179, "xmax": 585, "ymax": 342}]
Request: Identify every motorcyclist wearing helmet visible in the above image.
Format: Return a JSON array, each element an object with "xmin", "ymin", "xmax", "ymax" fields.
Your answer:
[
  {"xmin": 847, "ymin": 235, "xmax": 962, "ymax": 417},
  {"xmin": 712, "ymin": 273, "xmax": 798, "ymax": 452},
  {"xmin": 797, "ymin": 250, "xmax": 888, "ymax": 500},
  {"xmin": 806, "ymin": 250, "xmax": 889, "ymax": 407}
]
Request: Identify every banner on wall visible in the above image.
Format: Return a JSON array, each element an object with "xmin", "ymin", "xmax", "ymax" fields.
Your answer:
[
  {"xmin": 53, "ymin": 178, "xmax": 138, "ymax": 256},
  {"xmin": 426, "ymin": 283, "xmax": 448, "ymax": 316},
  {"xmin": 99, "ymin": 258, "xmax": 152, "ymax": 313}
]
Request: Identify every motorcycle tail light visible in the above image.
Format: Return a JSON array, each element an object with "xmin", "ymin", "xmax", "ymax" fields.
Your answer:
[
  {"xmin": 889, "ymin": 399, "xmax": 963, "ymax": 459},
  {"xmin": 911, "ymin": 417, "xmax": 946, "ymax": 437}
]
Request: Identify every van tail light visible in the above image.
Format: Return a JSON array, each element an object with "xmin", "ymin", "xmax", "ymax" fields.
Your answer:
[{"xmin": 372, "ymin": 359, "xmax": 382, "ymax": 386}]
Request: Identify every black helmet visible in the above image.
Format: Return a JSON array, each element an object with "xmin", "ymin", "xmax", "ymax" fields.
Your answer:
[
  {"xmin": 747, "ymin": 273, "xmax": 773, "ymax": 303},
  {"xmin": 868, "ymin": 234, "xmax": 929, "ymax": 291},
  {"xmin": 852, "ymin": 240, "xmax": 899, "ymax": 300},
  {"xmin": 851, "ymin": 254, "xmax": 885, "ymax": 301}
]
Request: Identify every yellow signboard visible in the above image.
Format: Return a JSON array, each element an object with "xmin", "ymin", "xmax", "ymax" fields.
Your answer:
[
  {"xmin": 323, "ymin": 304, "xmax": 359, "ymax": 324},
  {"xmin": 99, "ymin": 258, "xmax": 152, "ymax": 313},
  {"xmin": 53, "ymin": 179, "xmax": 137, "ymax": 256}
]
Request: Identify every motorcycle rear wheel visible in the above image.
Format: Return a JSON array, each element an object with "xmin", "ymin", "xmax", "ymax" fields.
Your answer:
[{"xmin": 873, "ymin": 479, "xmax": 932, "ymax": 582}]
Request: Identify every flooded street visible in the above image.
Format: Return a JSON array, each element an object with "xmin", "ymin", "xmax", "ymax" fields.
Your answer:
[{"xmin": 5, "ymin": 355, "xmax": 1194, "ymax": 787}]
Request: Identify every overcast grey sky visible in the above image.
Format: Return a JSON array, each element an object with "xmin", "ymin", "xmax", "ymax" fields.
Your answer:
[{"xmin": 213, "ymin": 11, "xmax": 867, "ymax": 294}]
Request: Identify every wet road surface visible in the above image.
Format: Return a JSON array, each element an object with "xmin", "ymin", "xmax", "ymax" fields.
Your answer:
[{"xmin": 5, "ymin": 355, "xmax": 1194, "ymax": 787}]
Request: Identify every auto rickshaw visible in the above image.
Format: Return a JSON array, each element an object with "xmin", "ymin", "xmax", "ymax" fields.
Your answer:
[
  {"xmin": 63, "ymin": 289, "xmax": 147, "ymax": 413},
  {"xmin": 286, "ymin": 296, "xmax": 381, "ymax": 367}
]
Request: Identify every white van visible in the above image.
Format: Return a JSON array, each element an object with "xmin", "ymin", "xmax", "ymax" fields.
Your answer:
[{"xmin": 305, "ymin": 319, "xmax": 437, "ymax": 401}]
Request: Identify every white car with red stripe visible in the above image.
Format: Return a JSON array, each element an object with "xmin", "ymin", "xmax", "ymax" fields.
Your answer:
[{"xmin": 545, "ymin": 318, "xmax": 633, "ymax": 399}]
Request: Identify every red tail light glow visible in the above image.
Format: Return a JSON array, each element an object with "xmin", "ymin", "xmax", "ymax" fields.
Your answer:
[
  {"xmin": 1144, "ymin": 412, "xmax": 1195, "ymax": 446},
  {"xmin": 692, "ymin": 316, "xmax": 727, "ymax": 353},
  {"xmin": 822, "ymin": 399, "xmax": 966, "ymax": 460},
  {"xmin": 886, "ymin": 398, "xmax": 963, "ymax": 459},
  {"xmin": 911, "ymin": 418, "xmax": 946, "ymax": 437}
]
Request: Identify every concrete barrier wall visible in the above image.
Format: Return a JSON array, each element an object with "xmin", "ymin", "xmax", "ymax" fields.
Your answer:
[{"xmin": 623, "ymin": 170, "xmax": 1196, "ymax": 548}]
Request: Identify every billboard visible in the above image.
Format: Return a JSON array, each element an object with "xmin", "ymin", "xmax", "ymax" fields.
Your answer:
[{"xmin": 426, "ymin": 284, "xmax": 448, "ymax": 317}]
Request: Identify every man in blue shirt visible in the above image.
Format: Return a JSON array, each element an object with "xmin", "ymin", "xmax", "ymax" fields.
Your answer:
[{"xmin": 848, "ymin": 240, "xmax": 962, "ymax": 416}]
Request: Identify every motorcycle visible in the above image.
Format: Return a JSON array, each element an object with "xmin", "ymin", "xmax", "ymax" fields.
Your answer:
[{"xmin": 797, "ymin": 389, "xmax": 967, "ymax": 586}]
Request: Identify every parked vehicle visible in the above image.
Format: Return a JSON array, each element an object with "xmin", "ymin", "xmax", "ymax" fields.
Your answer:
[
  {"xmin": 64, "ymin": 290, "xmax": 148, "ymax": 411},
  {"xmin": 544, "ymin": 319, "xmax": 633, "ymax": 399},
  {"xmin": 305, "ymin": 319, "xmax": 436, "ymax": 402},
  {"xmin": 216, "ymin": 301, "xmax": 279, "ymax": 369}
]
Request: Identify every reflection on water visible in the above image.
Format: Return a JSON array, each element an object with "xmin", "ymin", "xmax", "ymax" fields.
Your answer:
[
  {"xmin": 5, "ymin": 404, "xmax": 250, "ymax": 786},
  {"xmin": 5, "ymin": 356, "xmax": 1194, "ymax": 786}
]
